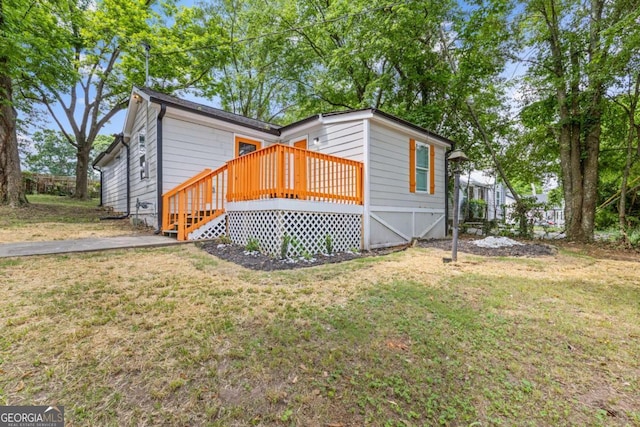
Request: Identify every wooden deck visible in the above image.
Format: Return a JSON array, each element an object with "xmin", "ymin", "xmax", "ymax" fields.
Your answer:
[{"xmin": 162, "ymin": 144, "xmax": 364, "ymax": 240}]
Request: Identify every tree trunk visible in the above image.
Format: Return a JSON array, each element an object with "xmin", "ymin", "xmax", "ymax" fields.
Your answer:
[
  {"xmin": 618, "ymin": 73, "xmax": 640, "ymax": 240},
  {"xmin": 74, "ymin": 138, "xmax": 92, "ymax": 199},
  {"xmin": 0, "ymin": 71, "xmax": 27, "ymax": 206},
  {"xmin": 543, "ymin": 0, "xmax": 605, "ymax": 243},
  {"xmin": 581, "ymin": 109, "xmax": 601, "ymax": 241}
]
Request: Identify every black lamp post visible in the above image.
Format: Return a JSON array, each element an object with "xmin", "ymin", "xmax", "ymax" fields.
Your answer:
[{"xmin": 449, "ymin": 149, "xmax": 469, "ymax": 262}]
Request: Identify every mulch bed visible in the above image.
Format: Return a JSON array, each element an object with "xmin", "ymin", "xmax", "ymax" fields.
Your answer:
[
  {"xmin": 198, "ymin": 241, "xmax": 370, "ymax": 271},
  {"xmin": 198, "ymin": 237, "xmax": 557, "ymax": 271},
  {"xmin": 418, "ymin": 237, "xmax": 557, "ymax": 258}
]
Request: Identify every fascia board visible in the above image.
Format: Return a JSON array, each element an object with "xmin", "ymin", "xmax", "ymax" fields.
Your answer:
[
  {"xmin": 278, "ymin": 117, "xmax": 323, "ymax": 139},
  {"xmin": 165, "ymin": 107, "xmax": 281, "ymax": 141},
  {"xmin": 370, "ymin": 114, "xmax": 453, "ymax": 148}
]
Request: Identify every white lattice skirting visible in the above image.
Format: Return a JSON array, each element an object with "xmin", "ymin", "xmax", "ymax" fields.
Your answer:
[
  {"xmin": 227, "ymin": 210, "xmax": 362, "ymax": 258},
  {"xmin": 188, "ymin": 215, "xmax": 227, "ymax": 240}
]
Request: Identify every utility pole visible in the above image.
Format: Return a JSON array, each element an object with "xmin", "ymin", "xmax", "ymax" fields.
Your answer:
[{"xmin": 142, "ymin": 42, "xmax": 150, "ymax": 87}]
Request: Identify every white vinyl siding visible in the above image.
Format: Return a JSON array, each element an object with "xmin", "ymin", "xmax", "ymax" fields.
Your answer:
[
  {"xmin": 162, "ymin": 117, "xmax": 235, "ymax": 190},
  {"xmin": 162, "ymin": 116, "xmax": 277, "ymax": 191},
  {"xmin": 311, "ymin": 121, "xmax": 364, "ymax": 161},
  {"xmin": 369, "ymin": 121, "xmax": 445, "ymax": 209},
  {"xmin": 129, "ymin": 103, "xmax": 156, "ymax": 215},
  {"xmin": 101, "ymin": 146, "xmax": 127, "ymax": 213}
]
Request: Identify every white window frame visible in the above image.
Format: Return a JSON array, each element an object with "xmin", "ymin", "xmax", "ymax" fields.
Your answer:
[{"xmin": 415, "ymin": 141, "xmax": 430, "ymax": 193}]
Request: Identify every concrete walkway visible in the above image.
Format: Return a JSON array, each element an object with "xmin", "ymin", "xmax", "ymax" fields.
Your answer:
[{"xmin": 0, "ymin": 235, "xmax": 184, "ymax": 258}]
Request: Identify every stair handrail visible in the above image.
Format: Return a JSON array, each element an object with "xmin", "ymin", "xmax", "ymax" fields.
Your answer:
[
  {"xmin": 162, "ymin": 168, "xmax": 213, "ymax": 200},
  {"xmin": 162, "ymin": 165, "xmax": 227, "ymax": 240}
]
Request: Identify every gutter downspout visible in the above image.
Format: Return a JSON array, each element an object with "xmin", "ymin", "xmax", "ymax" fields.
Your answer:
[
  {"xmin": 155, "ymin": 103, "xmax": 167, "ymax": 233},
  {"xmin": 444, "ymin": 145, "xmax": 455, "ymax": 236},
  {"xmin": 124, "ymin": 140, "xmax": 130, "ymax": 217}
]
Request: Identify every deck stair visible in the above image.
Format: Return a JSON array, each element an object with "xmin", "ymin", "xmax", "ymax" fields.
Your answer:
[{"xmin": 162, "ymin": 166, "xmax": 228, "ymax": 241}]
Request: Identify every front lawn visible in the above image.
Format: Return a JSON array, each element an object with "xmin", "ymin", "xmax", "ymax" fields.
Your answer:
[
  {"xmin": 0, "ymin": 195, "xmax": 147, "ymax": 243},
  {"xmin": 0, "ymin": 244, "xmax": 638, "ymax": 426}
]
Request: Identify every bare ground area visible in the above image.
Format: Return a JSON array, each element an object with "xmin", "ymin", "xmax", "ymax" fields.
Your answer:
[{"xmin": 0, "ymin": 195, "xmax": 152, "ymax": 243}]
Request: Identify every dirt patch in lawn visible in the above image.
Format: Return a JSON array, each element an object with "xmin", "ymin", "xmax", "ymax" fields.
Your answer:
[{"xmin": 0, "ymin": 195, "xmax": 153, "ymax": 243}]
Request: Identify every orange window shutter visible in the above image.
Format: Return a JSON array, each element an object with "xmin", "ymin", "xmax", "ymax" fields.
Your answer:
[
  {"xmin": 409, "ymin": 139, "xmax": 416, "ymax": 193},
  {"xmin": 430, "ymin": 144, "xmax": 436, "ymax": 194}
]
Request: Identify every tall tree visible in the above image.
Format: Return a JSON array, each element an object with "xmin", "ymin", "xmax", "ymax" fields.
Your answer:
[
  {"xmin": 26, "ymin": 0, "xmax": 156, "ymax": 200},
  {"xmin": 0, "ymin": 57, "xmax": 23, "ymax": 206},
  {"xmin": 0, "ymin": 0, "xmax": 79, "ymax": 206},
  {"xmin": 24, "ymin": 130, "xmax": 111, "ymax": 177},
  {"xmin": 195, "ymin": 0, "xmax": 293, "ymax": 121},
  {"xmin": 0, "ymin": 0, "xmax": 23, "ymax": 206},
  {"xmin": 1, "ymin": 0, "xmax": 72, "ymax": 205},
  {"xmin": 519, "ymin": 0, "xmax": 640, "ymax": 241},
  {"xmin": 25, "ymin": 130, "xmax": 78, "ymax": 176},
  {"xmin": 24, "ymin": 0, "xmax": 225, "ymax": 199}
]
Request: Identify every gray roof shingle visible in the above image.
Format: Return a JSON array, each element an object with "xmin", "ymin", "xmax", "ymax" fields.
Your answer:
[{"xmin": 137, "ymin": 87, "xmax": 282, "ymax": 135}]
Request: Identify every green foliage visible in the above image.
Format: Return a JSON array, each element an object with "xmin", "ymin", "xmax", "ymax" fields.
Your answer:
[
  {"xmin": 24, "ymin": 131, "xmax": 115, "ymax": 179},
  {"xmin": 13, "ymin": 0, "xmax": 229, "ymax": 199},
  {"xmin": 324, "ymin": 234, "xmax": 334, "ymax": 255},
  {"xmin": 515, "ymin": 0, "xmax": 640, "ymax": 240},
  {"xmin": 280, "ymin": 234, "xmax": 291, "ymax": 259},
  {"xmin": 595, "ymin": 209, "xmax": 618, "ymax": 230},
  {"xmin": 217, "ymin": 235, "xmax": 232, "ymax": 245},
  {"xmin": 467, "ymin": 199, "xmax": 487, "ymax": 220},
  {"xmin": 628, "ymin": 228, "xmax": 640, "ymax": 247},
  {"xmin": 25, "ymin": 130, "xmax": 77, "ymax": 176},
  {"xmin": 508, "ymin": 197, "xmax": 545, "ymax": 239},
  {"xmin": 245, "ymin": 237, "xmax": 260, "ymax": 252},
  {"xmin": 191, "ymin": 0, "xmax": 514, "ymax": 155},
  {"xmin": 482, "ymin": 219, "xmax": 498, "ymax": 236}
]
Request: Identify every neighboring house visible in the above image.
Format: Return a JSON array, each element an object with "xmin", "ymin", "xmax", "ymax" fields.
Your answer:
[
  {"xmin": 93, "ymin": 87, "xmax": 453, "ymax": 256},
  {"xmin": 457, "ymin": 170, "xmax": 508, "ymax": 222},
  {"xmin": 533, "ymin": 193, "xmax": 565, "ymax": 226}
]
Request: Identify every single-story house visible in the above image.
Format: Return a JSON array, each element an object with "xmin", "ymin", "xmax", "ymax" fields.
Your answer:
[{"xmin": 93, "ymin": 87, "xmax": 454, "ymax": 256}]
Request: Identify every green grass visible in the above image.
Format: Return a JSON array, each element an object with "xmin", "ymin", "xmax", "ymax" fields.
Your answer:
[
  {"xmin": 0, "ymin": 194, "xmax": 103, "ymax": 226},
  {"xmin": 0, "ymin": 244, "xmax": 638, "ymax": 426},
  {"xmin": 0, "ymin": 194, "xmax": 145, "ymax": 243}
]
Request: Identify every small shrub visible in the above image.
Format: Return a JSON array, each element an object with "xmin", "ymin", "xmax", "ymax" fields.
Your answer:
[
  {"xmin": 468, "ymin": 199, "xmax": 487, "ymax": 220},
  {"xmin": 245, "ymin": 237, "xmax": 260, "ymax": 252},
  {"xmin": 281, "ymin": 234, "xmax": 291, "ymax": 259},
  {"xmin": 217, "ymin": 235, "xmax": 232, "ymax": 244},
  {"xmin": 289, "ymin": 236, "xmax": 301, "ymax": 257},
  {"xmin": 482, "ymin": 219, "xmax": 498, "ymax": 236},
  {"xmin": 595, "ymin": 209, "xmax": 618, "ymax": 229},
  {"xmin": 324, "ymin": 234, "xmax": 334, "ymax": 254},
  {"xmin": 628, "ymin": 228, "xmax": 640, "ymax": 247},
  {"xmin": 508, "ymin": 197, "xmax": 545, "ymax": 239}
]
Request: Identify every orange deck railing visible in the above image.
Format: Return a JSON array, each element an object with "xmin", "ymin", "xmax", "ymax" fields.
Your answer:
[
  {"xmin": 162, "ymin": 144, "xmax": 363, "ymax": 240},
  {"xmin": 162, "ymin": 165, "xmax": 228, "ymax": 240},
  {"xmin": 227, "ymin": 144, "xmax": 363, "ymax": 204}
]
